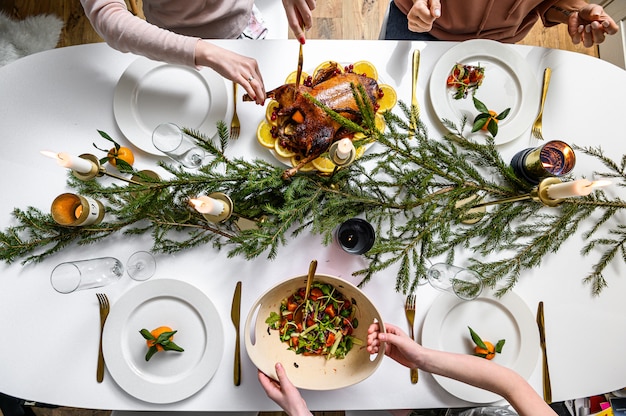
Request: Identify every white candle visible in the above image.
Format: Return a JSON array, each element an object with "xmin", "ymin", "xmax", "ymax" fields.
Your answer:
[
  {"xmin": 41, "ymin": 151, "xmax": 93, "ymax": 174},
  {"xmin": 335, "ymin": 138, "xmax": 355, "ymax": 160},
  {"xmin": 547, "ymin": 179, "xmax": 611, "ymax": 199},
  {"xmin": 190, "ymin": 196, "xmax": 225, "ymax": 216}
]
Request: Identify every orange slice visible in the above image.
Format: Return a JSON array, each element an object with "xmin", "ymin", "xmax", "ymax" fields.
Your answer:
[
  {"xmin": 312, "ymin": 156, "xmax": 337, "ymax": 173},
  {"xmin": 274, "ymin": 138, "xmax": 296, "ymax": 158},
  {"xmin": 256, "ymin": 121, "xmax": 276, "ymax": 149},
  {"xmin": 352, "ymin": 60, "xmax": 378, "ymax": 80},
  {"xmin": 313, "ymin": 61, "xmax": 343, "ymax": 79},
  {"xmin": 377, "ymin": 84, "xmax": 397, "ymax": 112},
  {"xmin": 265, "ymin": 100, "xmax": 280, "ymax": 126},
  {"xmin": 290, "ymin": 155, "xmax": 315, "ymax": 172},
  {"xmin": 284, "ymin": 70, "xmax": 310, "ymax": 85}
]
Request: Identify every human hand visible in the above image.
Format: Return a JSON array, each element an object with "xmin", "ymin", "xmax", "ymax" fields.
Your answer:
[
  {"xmin": 407, "ymin": 0, "xmax": 441, "ymax": 33},
  {"xmin": 569, "ymin": 4, "xmax": 618, "ymax": 47},
  {"xmin": 282, "ymin": 0, "xmax": 317, "ymax": 44},
  {"xmin": 194, "ymin": 41, "xmax": 266, "ymax": 104},
  {"xmin": 258, "ymin": 362, "xmax": 312, "ymax": 416},
  {"xmin": 367, "ymin": 322, "xmax": 421, "ymax": 370}
]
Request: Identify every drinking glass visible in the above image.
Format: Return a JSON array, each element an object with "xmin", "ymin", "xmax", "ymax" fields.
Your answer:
[
  {"xmin": 335, "ymin": 218, "xmax": 375, "ymax": 255},
  {"xmin": 126, "ymin": 251, "xmax": 156, "ymax": 281},
  {"xmin": 426, "ymin": 263, "xmax": 483, "ymax": 300},
  {"xmin": 50, "ymin": 257, "xmax": 124, "ymax": 294},
  {"xmin": 152, "ymin": 122, "xmax": 206, "ymax": 169}
]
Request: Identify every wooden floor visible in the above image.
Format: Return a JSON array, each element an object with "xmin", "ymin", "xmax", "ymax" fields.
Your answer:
[
  {"xmin": 0, "ymin": 0, "xmax": 598, "ymax": 57},
  {"xmin": 0, "ymin": 1, "xmax": 598, "ymax": 416}
]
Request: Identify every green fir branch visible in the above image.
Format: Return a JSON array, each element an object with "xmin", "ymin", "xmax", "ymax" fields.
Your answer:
[{"xmin": 0, "ymin": 103, "xmax": 625, "ymax": 296}]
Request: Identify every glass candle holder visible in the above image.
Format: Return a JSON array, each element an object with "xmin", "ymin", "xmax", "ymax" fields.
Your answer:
[
  {"xmin": 51, "ymin": 193, "xmax": 105, "ymax": 226},
  {"xmin": 510, "ymin": 140, "xmax": 575, "ymax": 184},
  {"xmin": 335, "ymin": 218, "xmax": 375, "ymax": 255}
]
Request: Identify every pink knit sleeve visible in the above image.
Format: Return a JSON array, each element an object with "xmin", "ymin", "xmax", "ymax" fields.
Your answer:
[{"xmin": 80, "ymin": 0, "xmax": 199, "ymax": 67}]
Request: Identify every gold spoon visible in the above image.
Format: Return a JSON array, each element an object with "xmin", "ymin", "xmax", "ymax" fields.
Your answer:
[{"xmin": 294, "ymin": 259, "xmax": 317, "ymax": 325}]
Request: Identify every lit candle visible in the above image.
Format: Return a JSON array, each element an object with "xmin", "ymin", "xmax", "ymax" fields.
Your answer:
[
  {"xmin": 335, "ymin": 138, "xmax": 355, "ymax": 160},
  {"xmin": 547, "ymin": 179, "xmax": 611, "ymax": 199},
  {"xmin": 41, "ymin": 151, "xmax": 93, "ymax": 174},
  {"xmin": 190, "ymin": 196, "xmax": 225, "ymax": 216}
]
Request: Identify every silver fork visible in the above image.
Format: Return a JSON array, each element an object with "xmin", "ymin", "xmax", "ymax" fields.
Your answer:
[
  {"xmin": 96, "ymin": 293, "xmax": 110, "ymax": 383},
  {"xmin": 404, "ymin": 294, "xmax": 418, "ymax": 384},
  {"xmin": 531, "ymin": 67, "xmax": 552, "ymax": 141},
  {"xmin": 230, "ymin": 82, "xmax": 240, "ymax": 140}
]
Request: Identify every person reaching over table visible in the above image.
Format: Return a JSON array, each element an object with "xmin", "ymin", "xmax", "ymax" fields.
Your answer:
[
  {"xmin": 79, "ymin": 0, "xmax": 316, "ymax": 105},
  {"xmin": 383, "ymin": 0, "xmax": 618, "ymax": 48},
  {"xmin": 258, "ymin": 322, "xmax": 557, "ymax": 416}
]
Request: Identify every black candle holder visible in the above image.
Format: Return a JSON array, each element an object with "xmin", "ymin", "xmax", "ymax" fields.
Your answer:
[
  {"xmin": 336, "ymin": 218, "xmax": 375, "ymax": 255},
  {"xmin": 510, "ymin": 140, "xmax": 575, "ymax": 184}
]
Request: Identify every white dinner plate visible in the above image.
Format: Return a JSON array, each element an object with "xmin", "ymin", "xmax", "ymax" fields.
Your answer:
[
  {"xmin": 114, "ymin": 57, "xmax": 228, "ymax": 155},
  {"xmin": 429, "ymin": 39, "xmax": 539, "ymax": 145},
  {"xmin": 103, "ymin": 279, "xmax": 224, "ymax": 403},
  {"xmin": 421, "ymin": 290, "xmax": 539, "ymax": 403}
]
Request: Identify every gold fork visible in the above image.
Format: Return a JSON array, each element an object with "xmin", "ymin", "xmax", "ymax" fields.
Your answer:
[
  {"xmin": 96, "ymin": 293, "xmax": 110, "ymax": 383},
  {"xmin": 409, "ymin": 50, "xmax": 420, "ymax": 138},
  {"xmin": 531, "ymin": 67, "xmax": 552, "ymax": 141},
  {"xmin": 230, "ymin": 82, "xmax": 240, "ymax": 140},
  {"xmin": 404, "ymin": 294, "xmax": 418, "ymax": 384}
]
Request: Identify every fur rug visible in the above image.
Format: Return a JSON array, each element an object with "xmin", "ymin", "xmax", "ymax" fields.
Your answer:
[{"xmin": 0, "ymin": 11, "xmax": 64, "ymax": 67}]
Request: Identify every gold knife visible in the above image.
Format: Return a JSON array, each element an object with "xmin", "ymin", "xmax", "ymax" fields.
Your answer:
[
  {"xmin": 294, "ymin": 26, "xmax": 304, "ymax": 98},
  {"xmin": 536, "ymin": 301, "xmax": 552, "ymax": 403},
  {"xmin": 409, "ymin": 50, "xmax": 420, "ymax": 137},
  {"xmin": 231, "ymin": 281, "xmax": 242, "ymax": 386}
]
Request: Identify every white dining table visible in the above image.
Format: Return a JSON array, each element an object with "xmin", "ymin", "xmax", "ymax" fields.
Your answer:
[{"xmin": 0, "ymin": 39, "xmax": 625, "ymax": 412}]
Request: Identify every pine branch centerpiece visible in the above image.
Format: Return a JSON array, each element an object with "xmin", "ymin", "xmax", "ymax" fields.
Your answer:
[{"xmin": 1, "ymin": 92, "xmax": 624, "ymax": 296}]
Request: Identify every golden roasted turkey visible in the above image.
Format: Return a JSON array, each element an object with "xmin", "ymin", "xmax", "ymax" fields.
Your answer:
[{"xmin": 244, "ymin": 62, "xmax": 380, "ymax": 179}]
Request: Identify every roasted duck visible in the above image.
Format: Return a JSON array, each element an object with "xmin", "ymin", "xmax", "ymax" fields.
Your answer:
[{"xmin": 245, "ymin": 62, "xmax": 380, "ymax": 179}]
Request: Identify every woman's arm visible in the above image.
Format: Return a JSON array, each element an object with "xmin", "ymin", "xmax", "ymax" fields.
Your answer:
[{"xmin": 367, "ymin": 323, "xmax": 557, "ymax": 416}]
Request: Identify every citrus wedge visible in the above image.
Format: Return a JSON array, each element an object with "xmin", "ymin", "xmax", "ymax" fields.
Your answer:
[
  {"xmin": 352, "ymin": 60, "xmax": 378, "ymax": 80},
  {"xmin": 274, "ymin": 138, "xmax": 296, "ymax": 158},
  {"xmin": 284, "ymin": 70, "xmax": 310, "ymax": 85},
  {"xmin": 313, "ymin": 61, "xmax": 343, "ymax": 79},
  {"xmin": 290, "ymin": 156, "xmax": 315, "ymax": 172},
  {"xmin": 377, "ymin": 84, "xmax": 397, "ymax": 112},
  {"xmin": 265, "ymin": 100, "xmax": 280, "ymax": 126},
  {"xmin": 312, "ymin": 156, "xmax": 337, "ymax": 173},
  {"xmin": 256, "ymin": 121, "xmax": 276, "ymax": 149}
]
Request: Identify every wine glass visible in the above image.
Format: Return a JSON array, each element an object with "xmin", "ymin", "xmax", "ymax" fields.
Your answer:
[
  {"xmin": 126, "ymin": 251, "xmax": 157, "ymax": 281},
  {"xmin": 152, "ymin": 122, "xmax": 206, "ymax": 169},
  {"xmin": 426, "ymin": 263, "xmax": 483, "ymax": 300}
]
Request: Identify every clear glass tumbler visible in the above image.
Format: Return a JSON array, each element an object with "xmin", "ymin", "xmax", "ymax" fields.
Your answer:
[{"xmin": 50, "ymin": 257, "xmax": 124, "ymax": 294}]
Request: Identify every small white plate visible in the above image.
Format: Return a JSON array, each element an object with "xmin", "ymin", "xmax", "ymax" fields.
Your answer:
[
  {"xmin": 103, "ymin": 279, "xmax": 224, "ymax": 403},
  {"xmin": 429, "ymin": 39, "xmax": 539, "ymax": 145},
  {"xmin": 421, "ymin": 290, "xmax": 539, "ymax": 403},
  {"xmin": 114, "ymin": 57, "xmax": 228, "ymax": 155}
]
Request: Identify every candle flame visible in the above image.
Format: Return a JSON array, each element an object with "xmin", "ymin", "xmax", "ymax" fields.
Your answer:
[
  {"xmin": 542, "ymin": 162, "xmax": 553, "ymax": 168},
  {"xmin": 588, "ymin": 180, "xmax": 612, "ymax": 189},
  {"xmin": 40, "ymin": 150, "xmax": 60, "ymax": 160},
  {"xmin": 189, "ymin": 198, "xmax": 204, "ymax": 210}
]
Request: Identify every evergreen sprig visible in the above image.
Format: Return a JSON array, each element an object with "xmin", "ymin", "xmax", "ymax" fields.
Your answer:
[{"xmin": 0, "ymin": 90, "xmax": 624, "ymax": 296}]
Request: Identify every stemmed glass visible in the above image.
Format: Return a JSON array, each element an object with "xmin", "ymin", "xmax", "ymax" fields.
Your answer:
[
  {"xmin": 152, "ymin": 122, "xmax": 206, "ymax": 169},
  {"xmin": 425, "ymin": 262, "xmax": 484, "ymax": 301},
  {"xmin": 126, "ymin": 251, "xmax": 157, "ymax": 281}
]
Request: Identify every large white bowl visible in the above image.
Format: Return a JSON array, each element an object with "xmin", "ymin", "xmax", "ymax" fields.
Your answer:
[{"xmin": 244, "ymin": 273, "xmax": 385, "ymax": 390}]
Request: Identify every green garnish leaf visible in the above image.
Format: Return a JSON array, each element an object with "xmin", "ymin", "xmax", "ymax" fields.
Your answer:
[
  {"xmin": 468, "ymin": 326, "xmax": 487, "ymax": 349},
  {"xmin": 139, "ymin": 328, "xmax": 156, "ymax": 341},
  {"xmin": 495, "ymin": 339, "xmax": 506, "ymax": 353},
  {"xmin": 472, "ymin": 97, "xmax": 489, "ymax": 113},
  {"xmin": 496, "ymin": 108, "xmax": 511, "ymax": 120},
  {"xmin": 145, "ymin": 345, "xmax": 158, "ymax": 361}
]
